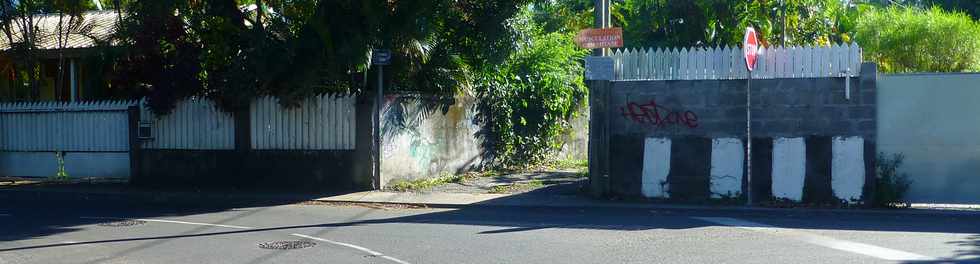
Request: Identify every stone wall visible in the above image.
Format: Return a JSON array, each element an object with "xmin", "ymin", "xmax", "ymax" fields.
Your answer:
[{"xmin": 599, "ymin": 63, "xmax": 877, "ymax": 204}]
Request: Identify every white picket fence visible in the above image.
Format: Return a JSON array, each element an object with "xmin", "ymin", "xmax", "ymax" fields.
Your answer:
[
  {"xmin": 250, "ymin": 95, "xmax": 356, "ymax": 150},
  {"xmin": 0, "ymin": 100, "xmax": 135, "ymax": 152},
  {"xmin": 610, "ymin": 43, "xmax": 863, "ymax": 81},
  {"xmin": 141, "ymin": 98, "xmax": 235, "ymax": 150}
]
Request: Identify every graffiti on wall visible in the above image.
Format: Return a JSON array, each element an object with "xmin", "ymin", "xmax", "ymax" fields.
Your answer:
[{"xmin": 620, "ymin": 99, "xmax": 699, "ymax": 129}]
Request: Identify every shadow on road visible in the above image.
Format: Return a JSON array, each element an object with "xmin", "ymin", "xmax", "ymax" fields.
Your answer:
[{"xmin": 1, "ymin": 183, "xmax": 979, "ymax": 262}]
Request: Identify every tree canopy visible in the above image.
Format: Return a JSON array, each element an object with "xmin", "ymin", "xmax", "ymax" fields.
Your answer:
[{"xmin": 107, "ymin": 0, "xmax": 530, "ymax": 113}]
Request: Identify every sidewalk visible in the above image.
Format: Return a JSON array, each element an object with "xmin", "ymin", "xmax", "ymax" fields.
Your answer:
[
  {"xmin": 315, "ymin": 190, "xmax": 980, "ymax": 216},
  {"xmin": 3, "ymin": 182, "xmax": 979, "ymax": 216}
]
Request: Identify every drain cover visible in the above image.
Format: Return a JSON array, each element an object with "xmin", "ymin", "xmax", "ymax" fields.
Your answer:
[
  {"xmin": 258, "ymin": 241, "xmax": 316, "ymax": 250},
  {"xmin": 98, "ymin": 219, "xmax": 146, "ymax": 227}
]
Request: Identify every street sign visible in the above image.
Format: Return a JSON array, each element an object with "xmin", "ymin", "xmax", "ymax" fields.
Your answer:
[
  {"xmin": 575, "ymin": 27, "xmax": 623, "ymax": 49},
  {"xmin": 372, "ymin": 49, "xmax": 391, "ymax": 65},
  {"xmin": 743, "ymin": 27, "xmax": 760, "ymax": 72},
  {"xmin": 584, "ymin": 56, "xmax": 614, "ymax": 80}
]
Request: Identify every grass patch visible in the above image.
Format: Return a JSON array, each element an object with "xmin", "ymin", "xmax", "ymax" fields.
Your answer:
[
  {"xmin": 552, "ymin": 158, "xmax": 588, "ymax": 170},
  {"xmin": 387, "ymin": 173, "xmax": 467, "ymax": 192},
  {"xmin": 487, "ymin": 180, "xmax": 545, "ymax": 194}
]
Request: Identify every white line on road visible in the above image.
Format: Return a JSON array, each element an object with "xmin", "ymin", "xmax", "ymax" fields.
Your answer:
[
  {"xmin": 78, "ymin": 216, "xmax": 409, "ymax": 264},
  {"xmin": 80, "ymin": 216, "xmax": 253, "ymax": 230},
  {"xmin": 291, "ymin": 233, "xmax": 412, "ymax": 264},
  {"xmin": 693, "ymin": 217, "xmax": 936, "ymax": 261}
]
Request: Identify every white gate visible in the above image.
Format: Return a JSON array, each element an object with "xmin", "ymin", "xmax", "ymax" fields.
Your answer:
[{"xmin": 0, "ymin": 101, "xmax": 135, "ymax": 178}]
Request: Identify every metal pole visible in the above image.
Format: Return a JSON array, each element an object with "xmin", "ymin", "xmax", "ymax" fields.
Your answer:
[
  {"xmin": 781, "ymin": 0, "xmax": 787, "ymax": 47},
  {"xmin": 746, "ymin": 71, "xmax": 753, "ymax": 206},
  {"xmin": 592, "ymin": 0, "xmax": 611, "ymax": 56},
  {"xmin": 375, "ymin": 66, "xmax": 383, "ymax": 189}
]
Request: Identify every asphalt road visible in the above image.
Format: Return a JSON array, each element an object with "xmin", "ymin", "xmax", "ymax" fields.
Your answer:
[{"xmin": 1, "ymin": 200, "xmax": 978, "ymax": 264}]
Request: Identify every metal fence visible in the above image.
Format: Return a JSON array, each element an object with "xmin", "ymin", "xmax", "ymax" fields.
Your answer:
[
  {"xmin": 0, "ymin": 100, "xmax": 135, "ymax": 152},
  {"xmin": 250, "ymin": 94, "xmax": 356, "ymax": 150},
  {"xmin": 141, "ymin": 98, "xmax": 235, "ymax": 150},
  {"xmin": 610, "ymin": 43, "xmax": 863, "ymax": 81},
  {"xmin": 140, "ymin": 95, "xmax": 356, "ymax": 151}
]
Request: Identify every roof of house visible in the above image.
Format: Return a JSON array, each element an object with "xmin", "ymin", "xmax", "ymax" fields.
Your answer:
[{"xmin": 0, "ymin": 10, "xmax": 120, "ymax": 51}]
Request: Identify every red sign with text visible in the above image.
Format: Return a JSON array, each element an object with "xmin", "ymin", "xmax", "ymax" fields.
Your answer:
[{"xmin": 575, "ymin": 28, "xmax": 624, "ymax": 49}]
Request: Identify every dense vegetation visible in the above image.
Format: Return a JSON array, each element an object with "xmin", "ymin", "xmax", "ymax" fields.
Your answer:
[{"xmin": 856, "ymin": 6, "xmax": 980, "ymax": 73}]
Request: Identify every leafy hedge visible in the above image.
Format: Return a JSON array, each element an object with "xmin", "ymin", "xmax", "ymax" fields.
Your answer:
[
  {"xmin": 476, "ymin": 13, "xmax": 588, "ymax": 167},
  {"xmin": 856, "ymin": 6, "xmax": 980, "ymax": 73}
]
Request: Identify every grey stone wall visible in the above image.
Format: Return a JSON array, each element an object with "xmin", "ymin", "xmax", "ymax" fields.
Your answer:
[
  {"xmin": 610, "ymin": 77, "xmax": 875, "ymax": 139},
  {"xmin": 598, "ymin": 66, "xmax": 878, "ymax": 201}
]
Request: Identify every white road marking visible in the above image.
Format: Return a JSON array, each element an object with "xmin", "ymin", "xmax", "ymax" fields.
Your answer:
[
  {"xmin": 80, "ymin": 216, "xmax": 253, "ymax": 230},
  {"xmin": 291, "ymin": 233, "xmax": 412, "ymax": 264},
  {"xmin": 79, "ymin": 216, "xmax": 409, "ymax": 264},
  {"xmin": 693, "ymin": 217, "xmax": 936, "ymax": 261}
]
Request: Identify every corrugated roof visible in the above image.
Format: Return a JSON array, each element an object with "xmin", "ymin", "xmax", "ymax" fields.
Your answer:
[{"xmin": 0, "ymin": 10, "xmax": 120, "ymax": 51}]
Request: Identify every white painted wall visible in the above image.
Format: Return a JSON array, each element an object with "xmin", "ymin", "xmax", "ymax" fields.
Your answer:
[
  {"xmin": 710, "ymin": 138, "xmax": 744, "ymax": 198},
  {"xmin": 832, "ymin": 137, "xmax": 865, "ymax": 203},
  {"xmin": 879, "ymin": 74, "xmax": 980, "ymax": 203},
  {"xmin": 772, "ymin": 138, "xmax": 806, "ymax": 201},
  {"xmin": 641, "ymin": 138, "xmax": 671, "ymax": 198}
]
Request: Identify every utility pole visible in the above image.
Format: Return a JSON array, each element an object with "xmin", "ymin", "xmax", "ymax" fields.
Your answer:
[
  {"xmin": 781, "ymin": 0, "xmax": 787, "ymax": 47},
  {"xmin": 593, "ymin": 0, "xmax": 611, "ymax": 56}
]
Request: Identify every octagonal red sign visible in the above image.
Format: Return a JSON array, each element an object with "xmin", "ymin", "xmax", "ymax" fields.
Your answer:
[{"xmin": 743, "ymin": 27, "xmax": 760, "ymax": 72}]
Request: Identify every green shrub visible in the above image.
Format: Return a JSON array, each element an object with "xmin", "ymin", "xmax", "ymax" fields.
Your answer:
[
  {"xmin": 476, "ymin": 12, "xmax": 588, "ymax": 168},
  {"xmin": 874, "ymin": 153, "xmax": 913, "ymax": 208},
  {"xmin": 856, "ymin": 6, "xmax": 980, "ymax": 73}
]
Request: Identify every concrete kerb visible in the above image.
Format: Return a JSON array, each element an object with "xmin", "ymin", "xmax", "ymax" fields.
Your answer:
[{"xmin": 2, "ymin": 188, "xmax": 979, "ymax": 217}]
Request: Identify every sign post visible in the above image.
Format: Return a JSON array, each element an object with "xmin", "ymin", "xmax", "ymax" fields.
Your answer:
[
  {"xmin": 743, "ymin": 27, "xmax": 760, "ymax": 206},
  {"xmin": 372, "ymin": 49, "xmax": 391, "ymax": 189}
]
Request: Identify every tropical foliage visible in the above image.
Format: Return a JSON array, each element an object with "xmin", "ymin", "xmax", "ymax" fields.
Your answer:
[
  {"xmin": 106, "ymin": 0, "xmax": 529, "ymax": 113},
  {"xmin": 476, "ymin": 9, "xmax": 588, "ymax": 166},
  {"xmin": 855, "ymin": 5, "xmax": 980, "ymax": 73}
]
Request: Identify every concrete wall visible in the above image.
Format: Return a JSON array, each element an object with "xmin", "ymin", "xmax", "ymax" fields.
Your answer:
[
  {"xmin": 878, "ymin": 73, "xmax": 980, "ymax": 204},
  {"xmin": 138, "ymin": 150, "xmax": 360, "ymax": 192},
  {"xmin": 381, "ymin": 96, "xmax": 483, "ymax": 185},
  {"xmin": 603, "ymin": 66, "xmax": 877, "ymax": 203},
  {"xmin": 380, "ymin": 95, "xmax": 590, "ymax": 186}
]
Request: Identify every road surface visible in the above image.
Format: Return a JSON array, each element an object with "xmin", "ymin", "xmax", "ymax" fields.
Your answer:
[{"xmin": 1, "ymin": 200, "xmax": 977, "ymax": 263}]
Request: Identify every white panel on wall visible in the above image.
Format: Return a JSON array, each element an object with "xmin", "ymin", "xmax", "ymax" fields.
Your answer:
[
  {"xmin": 832, "ymin": 136, "xmax": 865, "ymax": 203},
  {"xmin": 772, "ymin": 137, "xmax": 806, "ymax": 201},
  {"xmin": 642, "ymin": 138, "xmax": 671, "ymax": 198},
  {"xmin": 710, "ymin": 138, "xmax": 744, "ymax": 198}
]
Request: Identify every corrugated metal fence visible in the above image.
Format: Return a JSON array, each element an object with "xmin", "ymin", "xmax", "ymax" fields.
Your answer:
[
  {"xmin": 141, "ymin": 98, "xmax": 235, "ymax": 150},
  {"xmin": 0, "ymin": 101, "xmax": 135, "ymax": 152},
  {"xmin": 140, "ymin": 95, "xmax": 356, "ymax": 151},
  {"xmin": 610, "ymin": 43, "xmax": 863, "ymax": 81},
  {"xmin": 250, "ymin": 95, "xmax": 356, "ymax": 150}
]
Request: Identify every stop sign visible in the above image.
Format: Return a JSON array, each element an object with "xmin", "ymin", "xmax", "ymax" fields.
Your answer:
[{"xmin": 743, "ymin": 27, "xmax": 760, "ymax": 72}]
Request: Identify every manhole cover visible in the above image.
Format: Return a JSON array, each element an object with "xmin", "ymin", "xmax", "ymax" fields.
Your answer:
[
  {"xmin": 98, "ymin": 219, "xmax": 146, "ymax": 227},
  {"xmin": 258, "ymin": 241, "xmax": 316, "ymax": 250}
]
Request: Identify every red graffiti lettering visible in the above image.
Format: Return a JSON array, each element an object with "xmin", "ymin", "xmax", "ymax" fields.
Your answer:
[{"xmin": 620, "ymin": 100, "xmax": 699, "ymax": 129}]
